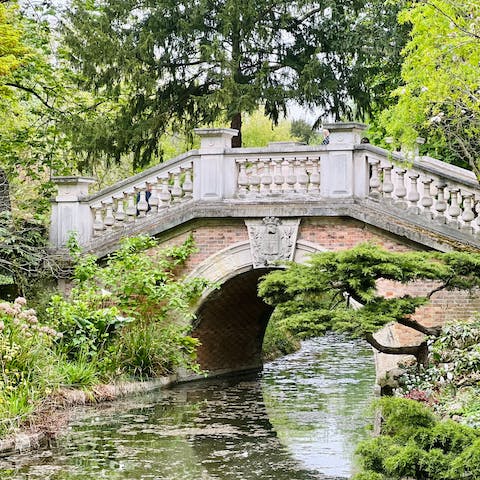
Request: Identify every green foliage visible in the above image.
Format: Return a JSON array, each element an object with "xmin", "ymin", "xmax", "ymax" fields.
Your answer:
[
  {"xmin": 261, "ymin": 311, "xmax": 300, "ymax": 361},
  {"xmin": 259, "ymin": 244, "xmax": 480, "ymax": 359},
  {"xmin": 0, "ymin": 297, "xmax": 61, "ymax": 435},
  {"xmin": 381, "ymin": 0, "xmax": 480, "ymax": 174},
  {"xmin": 290, "ymin": 119, "xmax": 321, "ymax": 145},
  {"xmin": 400, "ymin": 318, "xmax": 480, "ymax": 428},
  {"xmin": 0, "ymin": 211, "xmax": 56, "ymax": 297},
  {"xmin": 46, "ymin": 294, "xmax": 129, "ymax": 359},
  {"xmin": 354, "ymin": 397, "xmax": 480, "ymax": 480},
  {"xmin": 57, "ymin": 355, "xmax": 99, "ymax": 389},
  {"xmin": 110, "ymin": 323, "xmax": 200, "ymax": 378},
  {"xmin": 51, "ymin": 234, "xmax": 210, "ymax": 376},
  {"xmin": 259, "ymin": 244, "xmax": 446, "ymax": 334},
  {"xmin": 0, "ymin": 2, "xmax": 26, "ymax": 79},
  {"xmin": 241, "ymin": 110, "xmax": 294, "ymax": 147},
  {"xmin": 60, "ymin": 0, "xmax": 408, "ymax": 166}
]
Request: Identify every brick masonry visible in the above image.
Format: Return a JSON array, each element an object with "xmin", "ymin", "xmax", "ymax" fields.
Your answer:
[{"xmin": 152, "ymin": 217, "xmax": 480, "ymax": 373}]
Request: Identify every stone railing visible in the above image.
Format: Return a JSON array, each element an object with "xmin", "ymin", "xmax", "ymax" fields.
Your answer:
[
  {"xmin": 365, "ymin": 148, "xmax": 480, "ymax": 234},
  {"xmin": 50, "ymin": 151, "xmax": 197, "ymax": 248},
  {"xmin": 49, "ymin": 122, "xmax": 480, "ymax": 249}
]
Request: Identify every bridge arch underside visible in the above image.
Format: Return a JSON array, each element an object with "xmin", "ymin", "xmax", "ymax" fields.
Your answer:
[{"xmin": 192, "ymin": 268, "xmax": 274, "ymax": 375}]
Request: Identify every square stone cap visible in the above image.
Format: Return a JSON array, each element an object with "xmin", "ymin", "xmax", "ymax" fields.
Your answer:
[
  {"xmin": 194, "ymin": 128, "xmax": 239, "ymax": 149},
  {"xmin": 52, "ymin": 176, "xmax": 96, "ymax": 185},
  {"xmin": 322, "ymin": 122, "xmax": 367, "ymax": 132}
]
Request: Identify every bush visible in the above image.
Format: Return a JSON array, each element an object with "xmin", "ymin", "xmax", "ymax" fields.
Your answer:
[
  {"xmin": 262, "ymin": 313, "xmax": 300, "ymax": 361},
  {"xmin": 110, "ymin": 322, "xmax": 200, "ymax": 378},
  {"xmin": 0, "ymin": 297, "xmax": 61, "ymax": 435},
  {"xmin": 354, "ymin": 397, "xmax": 480, "ymax": 480},
  {"xmin": 50, "ymin": 234, "xmax": 211, "ymax": 377}
]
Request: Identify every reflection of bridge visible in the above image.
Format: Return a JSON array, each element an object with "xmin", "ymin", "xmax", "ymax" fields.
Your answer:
[{"xmin": 50, "ymin": 123, "xmax": 480, "ymax": 375}]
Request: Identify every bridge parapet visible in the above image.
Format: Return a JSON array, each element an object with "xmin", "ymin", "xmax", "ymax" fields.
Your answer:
[
  {"xmin": 366, "ymin": 148, "xmax": 480, "ymax": 234},
  {"xmin": 49, "ymin": 122, "xmax": 480, "ymax": 251}
]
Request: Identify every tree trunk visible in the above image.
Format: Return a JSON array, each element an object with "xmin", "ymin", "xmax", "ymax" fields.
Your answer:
[
  {"xmin": 0, "ymin": 169, "xmax": 11, "ymax": 213},
  {"xmin": 230, "ymin": 112, "xmax": 242, "ymax": 148}
]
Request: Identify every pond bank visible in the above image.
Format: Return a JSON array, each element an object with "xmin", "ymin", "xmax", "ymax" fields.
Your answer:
[{"xmin": 0, "ymin": 375, "xmax": 177, "ymax": 456}]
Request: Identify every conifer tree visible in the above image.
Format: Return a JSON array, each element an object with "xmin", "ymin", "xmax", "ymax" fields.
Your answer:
[
  {"xmin": 258, "ymin": 244, "xmax": 480, "ymax": 365},
  {"xmin": 60, "ymin": 0, "xmax": 408, "ymax": 167}
]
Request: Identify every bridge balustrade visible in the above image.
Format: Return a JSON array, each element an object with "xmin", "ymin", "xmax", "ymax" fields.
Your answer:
[
  {"xmin": 367, "ymin": 152, "xmax": 480, "ymax": 234},
  {"xmin": 49, "ymin": 122, "xmax": 480, "ymax": 251}
]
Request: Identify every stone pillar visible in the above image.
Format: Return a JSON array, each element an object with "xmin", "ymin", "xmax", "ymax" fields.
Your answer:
[
  {"xmin": 321, "ymin": 122, "xmax": 368, "ymax": 198},
  {"xmin": 50, "ymin": 176, "xmax": 96, "ymax": 249},
  {"xmin": 193, "ymin": 128, "xmax": 238, "ymax": 201}
]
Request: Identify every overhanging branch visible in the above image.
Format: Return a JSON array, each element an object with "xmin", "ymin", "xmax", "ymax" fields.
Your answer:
[{"xmin": 365, "ymin": 333, "xmax": 427, "ymax": 357}]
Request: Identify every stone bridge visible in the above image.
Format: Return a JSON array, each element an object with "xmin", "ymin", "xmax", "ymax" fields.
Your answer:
[{"xmin": 50, "ymin": 123, "xmax": 480, "ymax": 377}]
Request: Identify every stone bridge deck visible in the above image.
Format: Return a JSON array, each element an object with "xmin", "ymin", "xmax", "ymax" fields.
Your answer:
[{"xmin": 49, "ymin": 122, "xmax": 480, "ymax": 377}]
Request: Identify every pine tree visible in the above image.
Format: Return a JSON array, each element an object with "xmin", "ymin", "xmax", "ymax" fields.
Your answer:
[{"xmin": 258, "ymin": 244, "xmax": 480, "ymax": 365}]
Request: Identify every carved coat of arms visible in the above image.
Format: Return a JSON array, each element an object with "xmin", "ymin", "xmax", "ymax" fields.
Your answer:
[{"xmin": 245, "ymin": 217, "xmax": 300, "ymax": 268}]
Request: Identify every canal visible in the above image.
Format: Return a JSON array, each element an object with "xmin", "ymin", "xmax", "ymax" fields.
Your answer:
[{"xmin": 0, "ymin": 334, "xmax": 375, "ymax": 479}]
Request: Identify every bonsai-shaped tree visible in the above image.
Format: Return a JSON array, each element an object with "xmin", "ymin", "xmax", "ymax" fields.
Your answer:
[{"xmin": 258, "ymin": 243, "xmax": 480, "ymax": 365}]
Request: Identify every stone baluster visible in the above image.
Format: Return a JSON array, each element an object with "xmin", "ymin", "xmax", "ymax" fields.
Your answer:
[
  {"xmin": 447, "ymin": 188, "xmax": 461, "ymax": 227},
  {"xmin": 136, "ymin": 186, "xmax": 149, "ymax": 217},
  {"xmin": 237, "ymin": 159, "xmax": 249, "ymax": 197},
  {"xmin": 368, "ymin": 158, "xmax": 381, "ymax": 198},
  {"xmin": 474, "ymin": 197, "xmax": 480, "ymax": 232},
  {"xmin": 260, "ymin": 158, "xmax": 273, "ymax": 195},
  {"xmin": 125, "ymin": 190, "xmax": 137, "ymax": 221},
  {"xmin": 393, "ymin": 168, "xmax": 407, "ymax": 207},
  {"xmin": 113, "ymin": 194, "xmax": 126, "ymax": 224},
  {"xmin": 307, "ymin": 157, "xmax": 320, "ymax": 194},
  {"xmin": 248, "ymin": 162, "xmax": 261, "ymax": 196},
  {"xmin": 92, "ymin": 206, "xmax": 105, "ymax": 234},
  {"xmin": 182, "ymin": 163, "xmax": 193, "ymax": 199},
  {"xmin": 420, "ymin": 178, "xmax": 434, "ymax": 218},
  {"xmin": 171, "ymin": 169, "xmax": 183, "ymax": 202},
  {"xmin": 461, "ymin": 193, "xmax": 475, "ymax": 233},
  {"xmin": 407, "ymin": 173, "xmax": 420, "ymax": 213},
  {"xmin": 102, "ymin": 200, "xmax": 115, "ymax": 229},
  {"xmin": 434, "ymin": 184, "xmax": 448, "ymax": 223},
  {"xmin": 381, "ymin": 166, "xmax": 394, "ymax": 199},
  {"xmin": 284, "ymin": 158, "xmax": 296, "ymax": 193},
  {"xmin": 158, "ymin": 174, "xmax": 171, "ymax": 209},
  {"xmin": 296, "ymin": 158, "xmax": 309, "ymax": 194},
  {"xmin": 148, "ymin": 181, "xmax": 160, "ymax": 213},
  {"xmin": 257, "ymin": 159, "xmax": 265, "ymax": 194},
  {"xmin": 271, "ymin": 158, "xmax": 284, "ymax": 195}
]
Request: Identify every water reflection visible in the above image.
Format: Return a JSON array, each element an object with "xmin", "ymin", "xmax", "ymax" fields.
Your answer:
[{"xmin": 0, "ymin": 334, "xmax": 374, "ymax": 480}]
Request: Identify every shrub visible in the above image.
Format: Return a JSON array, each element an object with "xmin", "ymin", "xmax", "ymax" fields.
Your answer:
[
  {"xmin": 354, "ymin": 397, "xmax": 480, "ymax": 480},
  {"xmin": 110, "ymin": 322, "xmax": 200, "ymax": 378},
  {"xmin": 0, "ymin": 297, "xmax": 61, "ymax": 435},
  {"xmin": 49, "ymin": 234, "xmax": 211, "ymax": 377}
]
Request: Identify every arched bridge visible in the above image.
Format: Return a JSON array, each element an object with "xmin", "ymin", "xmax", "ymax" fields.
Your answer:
[{"xmin": 50, "ymin": 123, "xmax": 480, "ymax": 376}]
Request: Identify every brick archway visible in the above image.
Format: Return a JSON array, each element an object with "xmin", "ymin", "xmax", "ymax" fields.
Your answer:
[
  {"xmin": 189, "ymin": 239, "xmax": 324, "ymax": 375},
  {"xmin": 192, "ymin": 268, "xmax": 274, "ymax": 374}
]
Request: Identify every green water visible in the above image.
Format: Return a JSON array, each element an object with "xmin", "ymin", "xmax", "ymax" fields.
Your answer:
[{"xmin": 0, "ymin": 334, "xmax": 375, "ymax": 479}]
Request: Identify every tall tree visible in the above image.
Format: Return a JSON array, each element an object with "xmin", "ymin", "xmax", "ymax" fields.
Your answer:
[
  {"xmin": 381, "ymin": 0, "xmax": 480, "ymax": 175},
  {"xmin": 0, "ymin": 1, "xmax": 26, "ymax": 79},
  {"xmin": 60, "ymin": 0, "xmax": 408, "ymax": 167}
]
